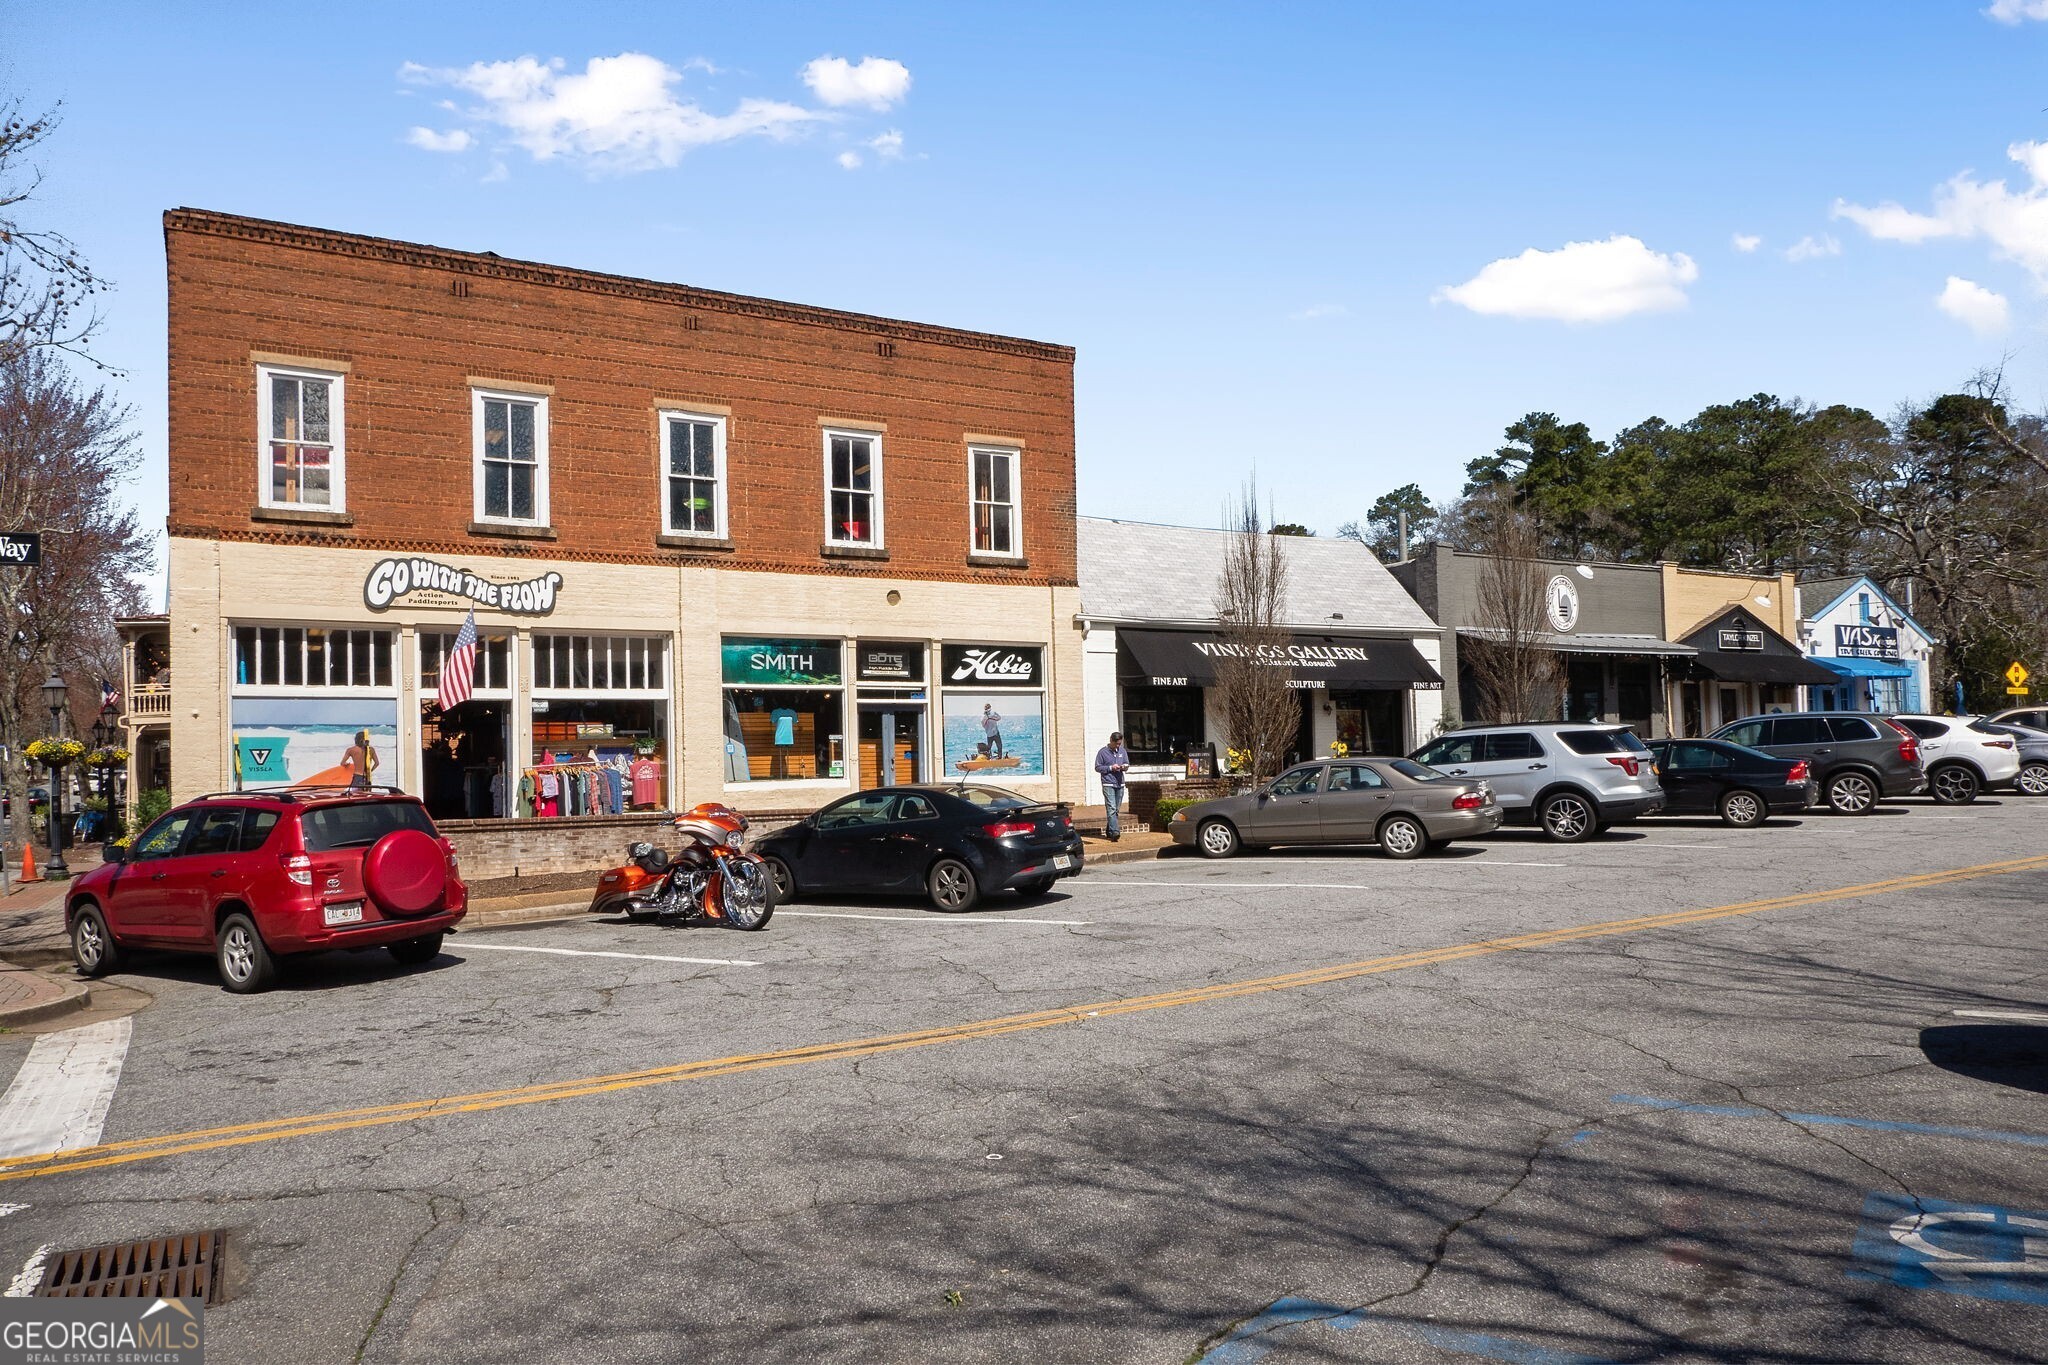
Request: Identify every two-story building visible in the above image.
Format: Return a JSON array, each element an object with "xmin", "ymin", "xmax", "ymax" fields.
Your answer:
[{"xmin": 164, "ymin": 210, "xmax": 1086, "ymax": 824}]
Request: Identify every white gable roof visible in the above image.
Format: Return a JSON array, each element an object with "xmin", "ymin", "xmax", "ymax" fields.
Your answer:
[{"xmin": 1078, "ymin": 517, "xmax": 1440, "ymax": 634}]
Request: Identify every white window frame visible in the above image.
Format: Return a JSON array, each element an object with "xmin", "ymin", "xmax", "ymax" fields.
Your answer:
[
  {"xmin": 228, "ymin": 622, "xmax": 397, "ymax": 697},
  {"xmin": 659, "ymin": 410, "xmax": 728, "ymax": 539},
  {"xmin": 967, "ymin": 444, "xmax": 1023, "ymax": 559},
  {"xmin": 472, "ymin": 388, "xmax": 551, "ymax": 527},
  {"xmin": 530, "ymin": 634, "xmax": 672, "ymax": 700},
  {"xmin": 417, "ymin": 628, "xmax": 518, "ymax": 700},
  {"xmin": 822, "ymin": 428, "xmax": 885, "ymax": 549},
  {"xmin": 256, "ymin": 364, "xmax": 346, "ymax": 511}
]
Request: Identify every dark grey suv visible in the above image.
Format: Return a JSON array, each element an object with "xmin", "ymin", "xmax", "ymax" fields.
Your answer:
[{"xmin": 1708, "ymin": 712, "xmax": 1925, "ymax": 814}]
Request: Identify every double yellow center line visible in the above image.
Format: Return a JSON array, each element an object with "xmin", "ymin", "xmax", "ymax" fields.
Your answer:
[{"xmin": 3, "ymin": 853, "xmax": 2041, "ymax": 1186}]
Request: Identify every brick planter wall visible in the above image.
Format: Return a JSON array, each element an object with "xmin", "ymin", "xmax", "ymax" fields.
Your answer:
[
  {"xmin": 1127, "ymin": 778, "xmax": 1237, "ymax": 829},
  {"xmin": 442, "ymin": 809, "xmax": 808, "ymax": 882}
]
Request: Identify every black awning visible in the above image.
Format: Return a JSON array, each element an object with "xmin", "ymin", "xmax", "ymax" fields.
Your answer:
[
  {"xmin": 1689, "ymin": 651, "xmax": 1840, "ymax": 685},
  {"xmin": 1116, "ymin": 628, "xmax": 1443, "ymax": 689}
]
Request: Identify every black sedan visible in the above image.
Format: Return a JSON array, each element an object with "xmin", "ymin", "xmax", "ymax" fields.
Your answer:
[
  {"xmin": 755, "ymin": 784, "xmax": 1083, "ymax": 912},
  {"xmin": 1644, "ymin": 739, "xmax": 1817, "ymax": 826}
]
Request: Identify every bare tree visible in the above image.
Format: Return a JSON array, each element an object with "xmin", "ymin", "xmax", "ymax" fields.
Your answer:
[
  {"xmin": 1, "ymin": 351, "xmax": 152, "ymax": 828},
  {"xmin": 1212, "ymin": 480, "xmax": 1297, "ymax": 782},
  {"xmin": 1, "ymin": 102, "xmax": 113, "ymax": 369},
  {"xmin": 1461, "ymin": 502, "xmax": 1563, "ymax": 723}
]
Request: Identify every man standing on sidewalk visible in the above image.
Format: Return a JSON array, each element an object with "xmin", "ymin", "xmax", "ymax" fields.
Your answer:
[{"xmin": 1094, "ymin": 731, "xmax": 1130, "ymax": 841}]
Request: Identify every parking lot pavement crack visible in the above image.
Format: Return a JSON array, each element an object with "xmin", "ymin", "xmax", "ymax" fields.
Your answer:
[{"xmin": 352, "ymin": 1190, "xmax": 469, "ymax": 1365}]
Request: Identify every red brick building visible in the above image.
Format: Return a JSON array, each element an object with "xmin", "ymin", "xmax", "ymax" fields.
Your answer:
[{"xmin": 165, "ymin": 209, "xmax": 1084, "ymax": 819}]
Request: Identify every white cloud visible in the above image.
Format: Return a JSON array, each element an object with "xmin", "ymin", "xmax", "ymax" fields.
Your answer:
[
  {"xmin": 868, "ymin": 129, "xmax": 905, "ymax": 161},
  {"xmin": 1288, "ymin": 303, "xmax": 1348, "ymax": 321},
  {"xmin": 1986, "ymin": 0, "xmax": 2048, "ymax": 22},
  {"xmin": 1432, "ymin": 235, "xmax": 1699, "ymax": 323},
  {"xmin": 837, "ymin": 150, "xmax": 862, "ymax": 170},
  {"xmin": 1783, "ymin": 233, "xmax": 1841, "ymax": 262},
  {"xmin": 1936, "ymin": 276, "xmax": 2011, "ymax": 334},
  {"xmin": 406, "ymin": 126, "xmax": 473, "ymax": 153},
  {"xmin": 401, "ymin": 52, "xmax": 820, "ymax": 174},
  {"xmin": 801, "ymin": 55, "xmax": 911, "ymax": 110},
  {"xmin": 1833, "ymin": 141, "xmax": 2048, "ymax": 285},
  {"xmin": 1732, "ymin": 233, "xmax": 1762, "ymax": 253}
]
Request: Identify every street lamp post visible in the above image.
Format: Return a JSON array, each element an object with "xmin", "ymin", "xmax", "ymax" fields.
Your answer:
[
  {"xmin": 40, "ymin": 673, "xmax": 69, "ymax": 879},
  {"xmin": 89, "ymin": 715, "xmax": 112, "ymax": 840}
]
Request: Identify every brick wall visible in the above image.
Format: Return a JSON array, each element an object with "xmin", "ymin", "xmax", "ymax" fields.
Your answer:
[
  {"xmin": 165, "ymin": 210, "xmax": 1076, "ymax": 587},
  {"xmin": 442, "ymin": 810, "xmax": 807, "ymax": 882}
]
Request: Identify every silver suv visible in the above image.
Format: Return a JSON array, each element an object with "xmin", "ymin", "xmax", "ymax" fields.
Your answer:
[{"xmin": 1411, "ymin": 723, "xmax": 1665, "ymax": 842}]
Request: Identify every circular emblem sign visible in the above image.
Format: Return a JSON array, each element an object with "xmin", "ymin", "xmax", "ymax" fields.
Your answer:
[{"xmin": 1545, "ymin": 575, "xmax": 1580, "ymax": 633}]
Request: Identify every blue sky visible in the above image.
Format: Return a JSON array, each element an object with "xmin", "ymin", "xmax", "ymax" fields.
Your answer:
[{"xmin": 11, "ymin": 2, "xmax": 2048, "ymax": 599}]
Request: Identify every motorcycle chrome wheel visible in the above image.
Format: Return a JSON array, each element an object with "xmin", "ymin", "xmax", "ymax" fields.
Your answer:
[{"xmin": 719, "ymin": 860, "xmax": 776, "ymax": 930}]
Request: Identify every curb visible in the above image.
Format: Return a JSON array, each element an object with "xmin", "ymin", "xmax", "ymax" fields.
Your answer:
[
  {"xmin": 0, "ymin": 967, "xmax": 90, "ymax": 1029},
  {"xmin": 1083, "ymin": 844, "xmax": 1174, "ymax": 866}
]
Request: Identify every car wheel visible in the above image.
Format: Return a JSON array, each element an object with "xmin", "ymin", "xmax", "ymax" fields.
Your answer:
[
  {"xmin": 388, "ymin": 933, "xmax": 444, "ymax": 967},
  {"xmin": 1719, "ymin": 789, "xmax": 1766, "ymax": 828},
  {"xmin": 1197, "ymin": 819, "xmax": 1240, "ymax": 859},
  {"xmin": 1014, "ymin": 876, "xmax": 1056, "ymax": 897},
  {"xmin": 71, "ymin": 904, "xmax": 119, "ymax": 978},
  {"xmin": 763, "ymin": 855, "xmax": 798, "ymax": 904},
  {"xmin": 1538, "ymin": 792, "xmax": 1597, "ymax": 843},
  {"xmin": 216, "ymin": 912, "xmax": 278, "ymax": 994},
  {"xmin": 1377, "ymin": 813, "xmax": 1429, "ymax": 860},
  {"xmin": 2018, "ymin": 761, "xmax": 2048, "ymax": 797},
  {"xmin": 928, "ymin": 858, "xmax": 981, "ymax": 913},
  {"xmin": 1930, "ymin": 763, "xmax": 1980, "ymax": 806},
  {"xmin": 1825, "ymin": 770, "xmax": 1878, "ymax": 815}
]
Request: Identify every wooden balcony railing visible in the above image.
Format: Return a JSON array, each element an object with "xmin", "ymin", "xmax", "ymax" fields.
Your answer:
[{"xmin": 127, "ymin": 683, "xmax": 172, "ymax": 719}]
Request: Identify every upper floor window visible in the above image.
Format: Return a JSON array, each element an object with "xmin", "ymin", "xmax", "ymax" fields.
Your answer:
[
  {"xmin": 258, "ymin": 366, "xmax": 344, "ymax": 510},
  {"xmin": 969, "ymin": 446, "xmax": 1021, "ymax": 557},
  {"xmin": 662, "ymin": 412, "xmax": 726, "ymax": 538},
  {"xmin": 824, "ymin": 430, "xmax": 882, "ymax": 548},
  {"xmin": 473, "ymin": 390, "xmax": 549, "ymax": 525},
  {"xmin": 233, "ymin": 625, "xmax": 393, "ymax": 689}
]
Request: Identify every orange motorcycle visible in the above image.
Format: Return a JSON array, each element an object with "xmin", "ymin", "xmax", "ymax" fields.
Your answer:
[{"xmin": 589, "ymin": 802, "xmax": 776, "ymax": 930}]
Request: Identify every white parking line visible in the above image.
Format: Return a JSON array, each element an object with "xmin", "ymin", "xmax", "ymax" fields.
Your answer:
[
  {"xmin": 458, "ymin": 942, "xmax": 760, "ymax": 967},
  {"xmin": 777, "ymin": 911, "xmax": 1090, "ymax": 926},
  {"xmin": 1952, "ymin": 1009, "xmax": 2048, "ymax": 1022},
  {"xmin": 0, "ymin": 1018, "xmax": 132, "ymax": 1160}
]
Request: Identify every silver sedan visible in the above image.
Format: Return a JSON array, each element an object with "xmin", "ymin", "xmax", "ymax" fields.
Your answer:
[{"xmin": 1166, "ymin": 757, "xmax": 1502, "ymax": 859}]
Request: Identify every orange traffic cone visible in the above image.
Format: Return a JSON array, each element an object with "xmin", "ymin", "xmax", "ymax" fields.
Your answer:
[{"xmin": 19, "ymin": 843, "xmax": 37, "ymax": 882}]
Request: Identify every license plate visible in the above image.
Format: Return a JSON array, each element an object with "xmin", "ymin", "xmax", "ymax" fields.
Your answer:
[
  {"xmin": 323, "ymin": 901, "xmax": 364, "ymax": 926},
  {"xmin": 1051, "ymin": 855, "xmax": 1075, "ymax": 870}
]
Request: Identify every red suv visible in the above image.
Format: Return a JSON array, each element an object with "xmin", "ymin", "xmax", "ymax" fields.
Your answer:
[{"xmin": 66, "ymin": 788, "xmax": 468, "ymax": 993}]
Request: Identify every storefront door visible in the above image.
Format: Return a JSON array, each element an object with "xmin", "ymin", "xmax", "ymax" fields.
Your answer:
[{"xmin": 858, "ymin": 704, "xmax": 924, "ymax": 787}]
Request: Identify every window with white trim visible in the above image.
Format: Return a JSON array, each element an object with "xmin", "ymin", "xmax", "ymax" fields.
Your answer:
[
  {"xmin": 969, "ymin": 445, "xmax": 1021, "ymax": 557},
  {"xmin": 532, "ymin": 635, "xmax": 668, "ymax": 694},
  {"xmin": 232, "ymin": 626, "xmax": 393, "ymax": 689},
  {"xmin": 257, "ymin": 366, "xmax": 344, "ymax": 509},
  {"xmin": 473, "ymin": 390, "xmax": 549, "ymax": 525},
  {"xmin": 419, "ymin": 630, "xmax": 514, "ymax": 695},
  {"xmin": 661, "ymin": 412, "xmax": 726, "ymax": 537},
  {"xmin": 824, "ymin": 430, "xmax": 882, "ymax": 547}
]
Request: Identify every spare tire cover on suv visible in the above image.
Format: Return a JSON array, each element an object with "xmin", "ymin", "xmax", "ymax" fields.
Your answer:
[{"xmin": 363, "ymin": 829, "xmax": 448, "ymax": 915}]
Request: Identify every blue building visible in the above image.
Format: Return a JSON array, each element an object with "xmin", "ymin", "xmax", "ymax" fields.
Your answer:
[{"xmin": 1799, "ymin": 576, "xmax": 1934, "ymax": 715}]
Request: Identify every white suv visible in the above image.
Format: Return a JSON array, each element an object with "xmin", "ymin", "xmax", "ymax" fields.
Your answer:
[
  {"xmin": 1891, "ymin": 715, "xmax": 2020, "ymax": 804},
  {"xmin": 1411, "ymin": 723, "xmax": 1664, "ymax": 842}
]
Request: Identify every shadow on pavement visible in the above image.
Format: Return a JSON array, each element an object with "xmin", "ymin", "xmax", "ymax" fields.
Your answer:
[{"xmin": 1919, "ymin": 1023, "xmax": 2048, "ymax": 1094}]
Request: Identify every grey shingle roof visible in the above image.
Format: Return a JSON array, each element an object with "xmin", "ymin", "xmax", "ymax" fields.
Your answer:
[{"xmin": 1078, "ymin": 517, "xmax": 1440, "ymax": 633}]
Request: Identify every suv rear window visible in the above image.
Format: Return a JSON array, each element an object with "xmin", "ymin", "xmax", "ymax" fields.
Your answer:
[
  {"xmin": 1896, "ymin": 717, "xmax": 1945, "ymax": 740},
  {"xmin": 1557, "ymin": 729, "xmax": 1649, "ymax": 756},
  {"xmin": 1826, "ymin": 716, "xmax": 1882, "ymax": 741},
  {"xmin": 299, "ymin": 800, "xmax": 438, "ymax": 852},
  {"xmin": 1483, "ymin": 732, "xmax": 1545, "ymax": 761},
  {"xmin": 1767, "ymin": 717, "xmax": 1833, "ymax": 745}
]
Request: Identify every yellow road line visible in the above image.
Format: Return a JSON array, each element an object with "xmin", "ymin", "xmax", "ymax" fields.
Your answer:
[{"xmin": 3, "ymin": 852, "xmax": 2041, "ymax": 1186}]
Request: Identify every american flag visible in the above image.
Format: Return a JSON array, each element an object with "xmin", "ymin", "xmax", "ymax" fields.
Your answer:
[
  {"xmin": 99, "ymin": 678, "xmax": 119, "ymax": 711},
  {"xmin": 437, "ymin": 610, "xmax": 478, "ymax": 712}
]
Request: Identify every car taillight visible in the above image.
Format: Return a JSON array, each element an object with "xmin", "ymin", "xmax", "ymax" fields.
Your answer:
[
  {"xmin": 440, "ymin": 837, "xmax": 461, "ymax": 870},
  {"xmin": 1787, "ymin": 761, "xmax": 1809, "ymax": 783},
  {"xmin": 1985, "ymin": 738, "xmax": 2015, "ymax": 750},
  {"xmin": 1453, "ymin": 791, "xmax": 1484, "ymax": 810},
  {"xmin": 1605, "ymin": 756, "xmax": 1640, "ymax": 777},
  {"xmin": 983, "ymin": 820, "xmax": 1035, "ymax": 838},
  {"xmin": 281, "ymin": 853, "xmax": 313, "ymax": 887}
]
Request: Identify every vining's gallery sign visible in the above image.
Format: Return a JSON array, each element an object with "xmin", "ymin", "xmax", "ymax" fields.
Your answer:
[{"xmin": 363, "ymin": 556, "xmax": 563, "ymax": 615}]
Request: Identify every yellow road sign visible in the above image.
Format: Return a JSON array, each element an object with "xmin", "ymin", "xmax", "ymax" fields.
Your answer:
[
  {"xmin": 2009, "ymin": 687, "xmax": 2031, "ymax": 696},
  {"xmin": 2007, "ymin": 661, "xmax": 2030, "ymax": 688}
]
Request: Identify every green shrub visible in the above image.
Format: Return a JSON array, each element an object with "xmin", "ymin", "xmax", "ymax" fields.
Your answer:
[
  {"xmin": 131, "ymin": 787, "xmax": 173, "ymax": 828},
  {"xmin": 1151, "ymin": 797, "xmax": 1199, "ymax": 827}
]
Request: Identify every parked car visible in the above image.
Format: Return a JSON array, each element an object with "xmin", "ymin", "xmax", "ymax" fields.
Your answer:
[
  {"xmin": 1643, "ymin": 739, "xmax": 1816, "ymax": 826},
  {"xmin": 2, "ymin": 787, "xmax": 50, "ymax": 819},
  {"xmin": 1409, "ymin": 724, "xmax": 1663, "ymax": 842},
  {"xmin": 1887, "ymin": 714, "xmax": 2021, "ymax": 804},
  {"xmin": 1988, "ymin": 705, "xmax": 2048, "ymax": 732},
  {"xmin": 754, "ymin": 785, "xmax": 1081, "ymax": 913},
  {"xmin": 1708, "ymin": 712, "xmax": 1924, "ymax": 814},
  {"xmin": 65, "ymin": 787, "xmax": 468, "ymax": 992},
  {"xmin": 1980, "ymin": 722, "xmax": 2048, "ymax": 796},
  {"xmin": 1166, "ymin": 757, "xmax": 1501, "ymax": 859}
]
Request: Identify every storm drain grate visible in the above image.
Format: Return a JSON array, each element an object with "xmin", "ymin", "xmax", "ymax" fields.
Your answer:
[{"xmin": 36, "ymin": 1230, "xmax": 225, "ymax": 1302}]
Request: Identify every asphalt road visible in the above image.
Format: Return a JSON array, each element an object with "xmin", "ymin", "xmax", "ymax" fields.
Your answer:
[{"xmin": 2, "ymin": 797, "xmax": 2046, "ymax": 1364}]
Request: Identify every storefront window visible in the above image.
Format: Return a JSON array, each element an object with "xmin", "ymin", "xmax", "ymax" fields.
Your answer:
[
  {"xmin": 940, "ymin": 644, "xmax": 1046, "ymax": 780},
  {"xmin": 723, "ymin": 638, "xmax": 846, "ymax": 783},
  {"xmin": 419, "ymin": 630, "xmax": 516, "ymax": 820},
  {"xmin": 525, "ymin": 633, "xmax": 671, "ymax": 817},
  {"xmin": 234, "ymin": 626, "xmax": 393, "ymax": 689},
  {"xmin": 1121, "ymin": 685, "xmax": 1205, "ymax": 763}
]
